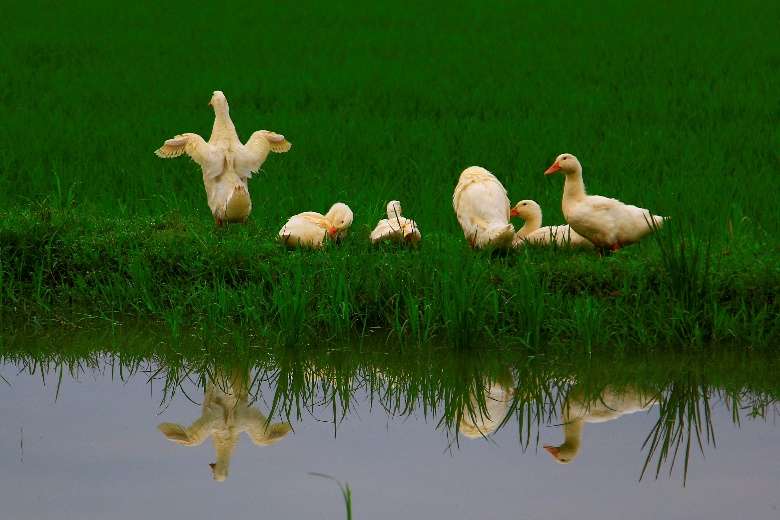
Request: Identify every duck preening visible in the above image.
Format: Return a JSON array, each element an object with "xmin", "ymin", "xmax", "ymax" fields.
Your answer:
[
  {"xmin": 370, "ymin": 200, "xmax": 421, "ymax": 245},
  {"xmin": 510, "ymin": 199, "xmax": 594, "ymax": 248},
  {"xmin": 453, "ymin": 166, "xmax": 515, "ymax": 249},
  {"xmin": 544, "ymin": 154, "xmax": 666, "ymax": 251},
  {"xmin": 155, "ymin": 90, "xmax": 292, "ymax": 225},
  {"xmin": 279, "ymin": 202, "xmax": 354, "ymax": 249}
]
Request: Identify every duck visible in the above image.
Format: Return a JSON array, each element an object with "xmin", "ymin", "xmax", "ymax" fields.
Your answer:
[
  {"xmin": 453, "ymin": 166, "xmax": 515, "ymax": 249},
  {"xmin": 543, "ymin": 385, "xmax": 657, "ymax": 464},
  {"xmin": 544, "ymin": 154, "xmax": 666, "ymax": 251},
  {"xmin": 510, "ymin": 199, "xmax": 593, "ymax": 248},
  {"xmin": 370, "ymin": 200, "xmax": 421, "ymax": 245},
  {"xmin": 155, "ymin": 90, "xmax": 292, "ymax": 225},
  {"xmin": 279, "ymin": 202, "xmax": 354, "ymax": 249},
  {"xmin": 158, "ymin": 367, "xmax": 293, "ymax": 481}
]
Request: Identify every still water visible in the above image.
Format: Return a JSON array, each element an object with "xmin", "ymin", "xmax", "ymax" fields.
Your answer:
[{"xmin": 0, "ymin": 346, "xmax": 778, "ymax": 519}]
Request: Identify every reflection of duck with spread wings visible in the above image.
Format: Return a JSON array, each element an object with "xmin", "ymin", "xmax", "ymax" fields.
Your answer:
[
  {"xmin": 544, "ymin": 386, "xmax": 657, "ymax": 464},
  {"xmin": 158, "ymin": 368, "xmax": 292, "ymax": 481}
]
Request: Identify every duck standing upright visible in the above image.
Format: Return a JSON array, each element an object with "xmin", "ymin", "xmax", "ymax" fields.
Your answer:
[
  {"xmin": 544, "ymin": 154, "xmax": 665, "ymax": 251},
  {"xmin": 155, "ymin": 90, "xmax": 292, "ymax": 225},
  {"xmin": 510, "ymin": 199, "xmax": 593, "ymax": 248},
  {"xmin": 453, "ymin": 166, "xmax": 515, "ymax": 249}
]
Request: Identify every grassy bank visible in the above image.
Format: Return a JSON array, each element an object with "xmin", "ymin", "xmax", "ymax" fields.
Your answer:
[
  {"xmin": 0, "ymin": 1, "xmax": 778, "ymax": 349},
  {"xmin": 1, "ymin": 207, "xmax": 777, "ymax": 349}
]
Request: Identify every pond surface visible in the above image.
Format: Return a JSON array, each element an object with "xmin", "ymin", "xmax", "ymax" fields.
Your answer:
[{"xmin": 0, "ymin": 336, "xmax": 778, "ymax": 519}]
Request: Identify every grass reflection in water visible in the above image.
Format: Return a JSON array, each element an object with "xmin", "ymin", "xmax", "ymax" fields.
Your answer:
[{"xmin": 2, "ymin": 326, "xmax": 777, "ymax": 487}]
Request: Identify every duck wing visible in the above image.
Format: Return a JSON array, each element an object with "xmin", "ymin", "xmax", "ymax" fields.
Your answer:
[
  {"xmin": 235, "ymin": 131, "xmax": 292, "ymax": 180},
  {"xmin": 565, "ymin": 196, "xmax": 624, "ymax": 245},
  {"xmin": 155, "ymin": 133, "xmax": 224, "ymax": 179}
]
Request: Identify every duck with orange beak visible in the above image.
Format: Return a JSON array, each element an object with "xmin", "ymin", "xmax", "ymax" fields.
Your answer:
[
  {"xmin": 509, "ymin": 199, "xmax": 593, "ymax": 248},
  {"xmin": 544, "ymin": 153, "xmax": 666, "ymax": 251},
  {"xmin": 279, "ymin": 202, "xmax": 353, "ymax": 249}
]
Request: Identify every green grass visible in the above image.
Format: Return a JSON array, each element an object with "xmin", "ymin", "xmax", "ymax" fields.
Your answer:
[
  {"xmin": 1, "ymin": 206, "xmax": 777, "ymax": 349},
  {"xmin": 0, "ymin": 1, "xmax": 778, "ymax": 348}
]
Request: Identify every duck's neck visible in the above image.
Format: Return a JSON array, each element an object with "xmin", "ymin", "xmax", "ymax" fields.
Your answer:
[
  {"xmin": 211, "ymin": 104, "xmax": 237, "ymax": 140},
  {"xmin": 563, "ymin": 166, "xmax": 587, "ymax": 203},
  {"xmin": 517, "ymin": 212, "xmax": 542, "ymax": 238},
  {"xmin": 560, "ymin": 417, "xmax": 583, "ymax": 457},
  {"xmin": 212, "ymin": 431, "xmax": 239, "ymax": 479},
  {"xmin": 387, "ymin": 203, "xmax": 403, "ymax": 222}
]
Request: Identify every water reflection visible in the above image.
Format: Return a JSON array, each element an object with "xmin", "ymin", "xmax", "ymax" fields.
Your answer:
[
  {"xmin": 157, "ymin": 367, "xmax": 292, "ymax": 481},
  {"xmin": 0, "ymin": 338, "xmax": 777, "ymax": 489},
  {"xmin": 543, "ymin": 386, "xmax": 657, "ymax": 464},
  {"xmin": 459, "ymin": 370, "xmax": 514, "ymax": 439}
]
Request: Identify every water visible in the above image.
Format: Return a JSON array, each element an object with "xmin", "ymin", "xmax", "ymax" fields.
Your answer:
[{"xmin": 0, "ymin": 338, "xmax": 778, "ymax": 519}]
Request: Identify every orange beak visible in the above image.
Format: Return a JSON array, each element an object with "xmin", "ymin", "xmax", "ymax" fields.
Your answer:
[
  {"xmin": 328, "ymin": 226, "xmax": 338, "ymax": 237},
  {"xmin": 510, "ymin": 208, "xmax": 520, "ymax": 218},
  {"xmin": 543, "ymin": 445, "xmax": 560, "ymax": 458},
  {"xmin": 544, "ymin": 161, "xmax": 561, "ymax": 175}
]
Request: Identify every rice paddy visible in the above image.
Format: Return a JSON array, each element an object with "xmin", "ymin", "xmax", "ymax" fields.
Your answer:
[{"xmin": 0, "ymin": 0, "xmax": 778, "ymax": 349}]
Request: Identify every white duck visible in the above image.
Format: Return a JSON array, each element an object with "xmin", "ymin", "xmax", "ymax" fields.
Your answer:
[
  {"xmin": 158, "ymin": 367, "xmax": 293, "ymax": 481},
  {"xmin": 543, "ymin": 386, "xmax": 657, "ymax": 464},
  {"xmin": 155, "ymin": 90, "xmax": 292, "ymax": 225},
  {"xmin": 278, "ymin": 202, "xmax": 354, "ymax": 249},
  {"xmin": 510, "ymin": 199, "xmax": 593, "ymax": 248},
  {"xmin": 453, "ymin": 166, "xmax": 515, "ymax": 249},
  {"xmin": 370, "ymin": 200, "xmax": 421, "ymax": 245},
  {"xmin": 544, "ymin": 154, "xmax": 666, "ymax": 251}
]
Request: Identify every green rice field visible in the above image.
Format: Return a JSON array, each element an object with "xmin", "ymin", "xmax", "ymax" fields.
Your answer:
[{"xmin": 0, "ymin": 0, "xmax": 778, "ymax": 349}]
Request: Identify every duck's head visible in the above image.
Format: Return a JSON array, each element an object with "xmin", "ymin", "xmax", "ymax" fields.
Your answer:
[
  {"xmin": 325, "ymin": 202, "xmax": 354, "ymax": 237},
  {"xmin": 510, "ymin": 199, "xmax": 541, "ymax": 219},
  {"xmin": 544, "ymin": 153, "xmax": 580, "ymax": 175},
  {"xmin": 543, "ymin": 444, "xmax": 577, "ymax": 464},
  {"xmin": 209, "ymin": 462, "xmax": 228, "ymax": 482},
  {"xmin": 208, "ymin": 90, "xmax": 228, "ymax": 110}
]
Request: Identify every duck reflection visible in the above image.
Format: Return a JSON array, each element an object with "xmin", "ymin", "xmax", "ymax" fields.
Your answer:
[
  {"xmin": 157, "ymin": 368, "xmax": 292, "ymax": 481},
  {"xmin": 459, "ymin": 371, "xmax": 514, "ymax": 439},
  {"xmin": 544, "ymin": 385, "xmax": 657, "ymax": 463}
]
